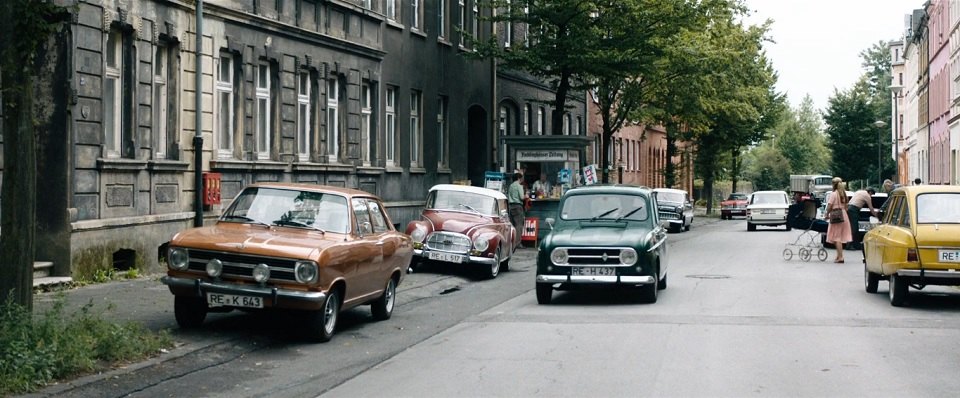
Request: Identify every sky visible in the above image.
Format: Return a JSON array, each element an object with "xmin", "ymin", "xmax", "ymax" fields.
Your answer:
[{"xmin": 743, "ymin": 0, "xmax": 919, "ymax": 112}]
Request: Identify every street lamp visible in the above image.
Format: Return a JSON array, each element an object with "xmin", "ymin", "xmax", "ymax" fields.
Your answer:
[{"xmin": 874, "ymin": 120, "xmax": 887, "ymax": 186}]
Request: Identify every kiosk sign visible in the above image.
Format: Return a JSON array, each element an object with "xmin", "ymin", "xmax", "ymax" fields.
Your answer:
[{"xmin": 517, "ymin": 150, "xmax": 577, "ymax": 162}]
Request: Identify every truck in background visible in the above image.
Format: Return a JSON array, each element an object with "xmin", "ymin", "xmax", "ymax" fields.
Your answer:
[{"xmin": 789, "ymin": 174, "xmax": 833, "ymax": 203}]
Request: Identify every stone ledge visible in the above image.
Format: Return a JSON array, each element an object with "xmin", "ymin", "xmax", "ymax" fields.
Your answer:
[{"xmin": 72, "ymin": 211, "xmax": 194, "ymax": 232}]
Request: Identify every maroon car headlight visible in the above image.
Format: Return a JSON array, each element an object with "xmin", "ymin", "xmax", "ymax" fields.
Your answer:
[
  {"xmin": 473, "ymin": 236, "xmax": 491, "ymax": 252},
  {"xmin": 411, "ymin": 226, "xmax": 427, "ymax": 243}
]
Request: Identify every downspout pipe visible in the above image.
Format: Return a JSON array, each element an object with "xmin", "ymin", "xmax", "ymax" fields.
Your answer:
[{"xmin": 193, "ymin": 0, "xmax": 204, "ymax": 227}]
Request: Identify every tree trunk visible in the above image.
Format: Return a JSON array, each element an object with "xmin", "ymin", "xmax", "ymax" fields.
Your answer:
[
  {"xmin": 664, "ymin": 123, "xmax": 678, "ymax": 187},
  {"xmin": 730, "ymin": 147, "xmax": 740, "ymax": 193},
  {"xmin": 0, "ymin": 73, "xmax": 37, "ymax": 309}
]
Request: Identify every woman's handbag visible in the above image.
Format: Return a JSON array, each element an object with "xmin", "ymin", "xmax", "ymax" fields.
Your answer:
[{"xmin": 828, "ymin": 207, "xmax": 844, "ymax": 224}]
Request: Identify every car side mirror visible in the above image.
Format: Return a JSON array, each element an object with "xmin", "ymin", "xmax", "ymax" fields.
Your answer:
[{"xmin": 545, "ymin": 217, "xmax": 555, "ymax": 229}]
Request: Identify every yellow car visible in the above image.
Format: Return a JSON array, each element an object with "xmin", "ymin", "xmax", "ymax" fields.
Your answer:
[{"xmin": 863, "ymin": 185, "xmax": 960, "ymax": 306}]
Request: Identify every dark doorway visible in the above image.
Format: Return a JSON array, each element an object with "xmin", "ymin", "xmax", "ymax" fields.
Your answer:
[{"xmin": 467, "ymin": 105, "xmax": 488, "ymax": 187}]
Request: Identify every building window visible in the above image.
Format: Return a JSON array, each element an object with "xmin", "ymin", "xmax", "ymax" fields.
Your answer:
[
  {"xmin": 537, "ymin": 106, "xmax": 545, "ymax": 135},
  {"xmin": 437, "ymin": 96, "xmax": 448, "ymax": 168},
  {"xmin": 361, "ymin": 82, "xmax": 373, "ymax": 165},
  {"xmin": 410, "ymin": 90, "xmax": 422, "ymax": 167},
  {"xmin": 387, "ymin": 0, "xmax": 397, "ymax": 21},
  {"xmin": 326, "ymin": 77, "xmax": 340, "ymax": 161},
  {"xmin": 216, "ymin": 52, "xmax": 235, "ymax": 159},
  {"xmin": 438, "ymin": 0, "xmax": 447, "ymax": 39},
  {"xmin": 459, "ymin": 0, "xmax": 466, "ymax": 47},
  {"xmin": 386, "ymin": 86, "xmax": 397, "ymax": 166},
  {"xmin": 362, "ymin": 0, "xmax": 371, "ymax": 9},
  {"xmin": 562, "ymin": 112, "xmax": 570, "ymax": 135},
  {"xmin": 154, "ymin": 43, "xmax": 174, "ymax": 160},
  {"xmin": 503, "ymin": 0, "xmax": 512, "ymax": 47},
  {"xmin": 104, "ymin": 28, "xmax": 123, "ymax": 158},
  {"xmin": 256, "ymin": 62, "xmax": 272, "ymax": 159},
  {"xmin": 523, "ymin": 4, "xmax": 530, "ymax": 47},
  {"xmin": 472, "ymin": 1, "xmax": 479, "ymax": 40},
  {"xmin": 297, "ymin": 71, "xmax": 312, "ymax": 161},
  {"xmin": 412, "ymin": 0, "xmax": 422, "ymax": 30},
  {"xmin": 523, "ymin": 104, "xmax": 530, "ymax": 135},
  {"xmin": 575, "ymin": 116, "xmax": 582, "ymax": 136}
]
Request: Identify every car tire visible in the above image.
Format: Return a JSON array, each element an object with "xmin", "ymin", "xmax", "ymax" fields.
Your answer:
[
  {"xmin": 307, "ymin": 288, "xmax": 341, "ymax": 343},
  {"xmin": 485, "ymin": 248, "xmax": 501, "ymax": 279},
  {"xmin": 174, "ymin": 296, "xmax": 207, "ymax": 329},
  {"xmin": 747, "ymin": 222, "xmax": 756, "ymax": 232},
  {"xmin": 889, "ymin": 274, "xmax": 908, "ymax": 307},
  {"xmin": 536, "ymin": 283, "xmax": 552, "ymax": 305},
  {"xmin": 639, "ymin": 270, "xmax": 659, "ymax": 303},
  {"xmin": 658, "ymin": 271, "xmax": 667, "ymax": 290},
  {"xmin": 864, "ymin": 265, "xmax": 880, "ymax": 294},
  {"xmin": 785, "ymin": 223, "xmax": 792, "ymax": 231},
  {"xmin": 371, "ymin": 277, "xmax": 396, "ymax": 321},
  {"xmin": 684, "ymin": 221, "xmax": 691, "ymax": 232}
]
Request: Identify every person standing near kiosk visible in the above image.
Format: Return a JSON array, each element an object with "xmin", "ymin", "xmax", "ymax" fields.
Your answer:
[{"xmin": 508, "ymin": 171, "xmax": 527, "ymax": 245}]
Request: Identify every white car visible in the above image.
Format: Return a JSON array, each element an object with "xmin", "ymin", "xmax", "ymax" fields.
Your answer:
[{"xmin": 746, "ymin": 190, "xmax": 791, "ymax": 231}]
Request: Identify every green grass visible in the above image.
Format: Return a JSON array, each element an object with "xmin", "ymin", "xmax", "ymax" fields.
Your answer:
[{"xmin": 0, "ymin": 296, "xmax": 173, "ymax": 395}]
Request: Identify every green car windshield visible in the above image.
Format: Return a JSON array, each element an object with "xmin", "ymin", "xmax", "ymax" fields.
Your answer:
[
  {"xmin": 560, "ymin": 193, "xmax": 650, "ymax": 222},
  {"xmin": 916, "ymin": 193, "xmax": 960, "ymax": 224}
]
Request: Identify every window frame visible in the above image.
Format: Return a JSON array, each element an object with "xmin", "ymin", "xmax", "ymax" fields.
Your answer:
[
  {"xmin": 503, "ymin": 0, "xmax": 512, "ymax": 47},
  {"xmin": 326, "ymin": 77, "xmax": 340, "ymax": 162},
  {"xmin": 459, "ymin": 0, "xmax": 466, "ymax": 48},
  {"xmin": 297, "ymin": 71, "xmax": 312, "ymax": 161},
  {"xmin": 385, "ymin": 86, "xmax": 397, "ymax": 166},
  {"xmin": 438, "ymin": 0, "xmax": 447, "ymax": 39},
  {"xmin": 361, "ymin": 82, "xmax": 373, "ymax": 166},
  {"xmin": 409, "ymin": 90, "xmax": 423, "ymax": 167},
  {"xmin": 437, "ymin": 96, "xmax": 448, "ymax": 168},
  {"xmin": 255, "ymin": 62, "xmax": 272, "ymax": 160},
  {"xmin": 104, "ymin": 28, "xmax": 123, "ymax": 158},
  {"xmin": 153, "ymin": 44, "xmax": 169, "ymax": 160}
]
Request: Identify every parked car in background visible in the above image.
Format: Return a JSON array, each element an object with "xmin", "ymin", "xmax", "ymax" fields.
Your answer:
[
  {"xmin": 863, "ymin": 186, "xmax": 960, "ymax": 306},
  {"xmin": 406, "ymin": 184, "xmax": 518, "ymax": 279},
  {"xmin": 535, "ymin": 185, "xmax": 669, "ymax": 304},
  {"xmin": 746, "ymin": 191, "xmax": 791, "ymax": 231},
  {"xmin": 652, "ymin": 188, "xmax": 694, "ymax": 233},
  {"xmin": 721, "ymin": 192, "xmax": 749, "ymax": 220},
  {"xmin": 161, "ymin": 183, "xmax": 412, "ymax": 342}
]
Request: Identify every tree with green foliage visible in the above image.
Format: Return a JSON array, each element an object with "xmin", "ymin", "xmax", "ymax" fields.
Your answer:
[
  {"xmin": 475, "ymin": 0, "xmax": 725, "ymax": 183},
  {"xmin": 685, "ymin": 15, "xmax": 779, "ymax": 213},
  {"xmin": 774, "ymin": 95, "xmax": 831, "ymax": 175},
  {"xmin": 1, "ymin": 0, "xmax": 67, "ymax": 309},
  {"xmin": 743, "ymin": 143, "xmax": 791, "ymax": 191},
  {"xmin": 823, "ymin": 79, "xmax": 890, "ymax": 185}
]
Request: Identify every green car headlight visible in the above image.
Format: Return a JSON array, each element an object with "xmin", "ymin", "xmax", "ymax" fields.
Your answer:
[
  {"xmin": 550, "ymin": 248, "xmax": 569, "ymax": 265},
  {"xmin": 619, "ymin": 248, "xmax": 638, "ymax": 266}
]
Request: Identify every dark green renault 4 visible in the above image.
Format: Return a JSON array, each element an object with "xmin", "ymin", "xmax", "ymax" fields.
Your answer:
[{"xmin": 535, "ymin": 185, "xmax": 669, "ymax": 304}]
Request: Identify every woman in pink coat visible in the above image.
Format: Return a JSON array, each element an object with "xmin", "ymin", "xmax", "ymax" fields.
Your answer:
[{"xmin": 825, "ymin": 177, "xmax": 852, "ymax": 263}]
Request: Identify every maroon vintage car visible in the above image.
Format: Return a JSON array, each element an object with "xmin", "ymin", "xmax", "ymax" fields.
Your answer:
[
  {"xmin": 720, "ymin": 192, "xmax": 749, "ymax": 220},
  {"xmin": 406, "ymin": 184, "xmax": 519, "ymax": 279}
]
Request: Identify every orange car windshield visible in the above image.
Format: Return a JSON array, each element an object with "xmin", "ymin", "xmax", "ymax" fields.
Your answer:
[
  {"xmin": 223, "ymin": 188, "xmax": 350, "ymax": 233},
  {"xmin": 916, "ymin": 193, "xmax": 960, "ymax": 224}
]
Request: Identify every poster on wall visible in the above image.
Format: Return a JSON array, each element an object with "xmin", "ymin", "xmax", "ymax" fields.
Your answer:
[{"xmin": 583, "ymin": 164, "xmax": 598, "ymax": 185}]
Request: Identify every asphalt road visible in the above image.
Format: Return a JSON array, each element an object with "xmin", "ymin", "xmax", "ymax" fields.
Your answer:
[{"xmin": 27, "ymin": 215, "xmax": 960, "ymax": 397}]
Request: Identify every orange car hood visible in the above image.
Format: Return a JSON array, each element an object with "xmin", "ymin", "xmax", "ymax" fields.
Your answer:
[{"xmin": 169, "ymin": 222, "xmax": 336, "ymax": 260}]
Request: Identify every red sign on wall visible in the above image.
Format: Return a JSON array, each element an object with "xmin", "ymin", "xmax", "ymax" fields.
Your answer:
[{"xmin": 521, "ymin": 218, "xmax": 539, "ymax": 243}]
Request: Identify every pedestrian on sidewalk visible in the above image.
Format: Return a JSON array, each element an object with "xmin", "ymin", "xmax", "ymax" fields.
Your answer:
[{"xmin": 507, "ymin": 171, "xmax": 527, "ymax": 245}]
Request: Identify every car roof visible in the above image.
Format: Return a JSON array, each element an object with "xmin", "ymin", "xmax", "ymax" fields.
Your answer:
[
  {"xmin": 893, "ymin": 185, "xmax": 960, "ymax": 196},
  {"xmin": 566, "ymin": 184, "xmax": 651, "ymax": 195},
  {"xmin": 428, "ymin": 184, "xmax": 508, "ymax": 200},
  {"xmin": 246, "ymin": 182, "xmax": 376, "ymax": 199},
  {"xmin": 652, "ymin": 188, "xmax": 687, "ymax": 194},
  {"xmin": 752, "ymin": 190, "xmax": 787, "ymax": 195}
]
